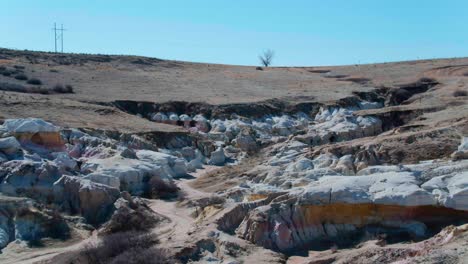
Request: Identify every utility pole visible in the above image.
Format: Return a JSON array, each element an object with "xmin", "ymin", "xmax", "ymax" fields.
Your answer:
[
  {"xmin": 61, "ymin": 24, "xmax": 64, "ymax": 53},
  {"xmin": 53, "ymin": 23, "xmax": 57, "ymax": 52},
  {"xmin": 52, "ymin": 23, "xmax": 66, "ymax": 53}
]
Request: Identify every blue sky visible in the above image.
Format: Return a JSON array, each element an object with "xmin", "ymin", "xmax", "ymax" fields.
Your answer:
[{"xmin": 1, "ymin": 0, "xmax": 467, "ymax": 66}]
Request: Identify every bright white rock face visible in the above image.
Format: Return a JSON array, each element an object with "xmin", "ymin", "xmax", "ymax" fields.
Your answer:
[
  {"xmin": 3, "ymin": 118, "xmax": 60, "ymax": 133},
  {"xmin": 422, "ymin": 171, "xmax": 468, "ymax": 210}
]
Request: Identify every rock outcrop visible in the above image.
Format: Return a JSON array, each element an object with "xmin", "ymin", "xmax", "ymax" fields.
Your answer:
[
  {"xmin": 0, "ymin": 195, "xmax": 69, "ymax": 249},
  {"xmin": 3, "ymin": 118, "xmax": 64, "ymax": 151},
  {"xmin": 53, "ymin": 175, "xmax": 120, "ymax": 224},
  {"xmin": 229, "ymin": 137, "xmax": 468, "ymax": 253}
]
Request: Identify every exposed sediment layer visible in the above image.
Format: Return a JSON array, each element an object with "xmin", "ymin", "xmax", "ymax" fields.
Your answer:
[{"xmin": 237, "ymin": 203, "xmax": 468, "ymax": 253}]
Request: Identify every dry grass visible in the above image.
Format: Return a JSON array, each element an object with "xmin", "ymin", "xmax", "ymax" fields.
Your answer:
[
  {"xmin": 146, "ymin": 177, "xmax": 179, "ymax": 199},
  {"xmin": 190, "ymin": 156, "xmax": 262, "ymax": 193},
  {"xmin": 453, "ymin": 90, "xmax": 467, "ymax": 97},
  {"xmin": 81, "ymin": 231, "xmax": 173, "ymax": 264}
]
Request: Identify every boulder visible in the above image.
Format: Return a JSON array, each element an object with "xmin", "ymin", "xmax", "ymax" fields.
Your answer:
[
  {"xmin": 187, "ymin": 150, "xmax": 205, "ymax": 172},
  {"xmin": 332, "ymin": 154, "xmax": 355, "ymax": 175},
  {"xmin": 233, "ymin": 128, "xmax": 258, "ymax": 153},
  {"xmin": 14, "ymin": 207, "xmax": 69, "ymax": 243},
  {"xmin": 299, "ymin": 172, "xmax": 436, "ymax": 206},
  {"xmin": 0, "ymin": 137, "xmax": 21, "ymax": 158},
  {"xmin": 209, "ymin": 147, "xmax": 226, "ymax": 166},
  {"xmin": 168, "ymin": 112, "xmax": 179, "ymax": 125},
  {"xmin": 3, "ymin": 118, "xmax": 64, "ymax": 150},
  {"xmin": 137, "ymin": 150, "xmax": 187, "ymax": 177},
  {"xmin": 452, "ymin": 137, "xmax": 468, "ymax": 160},
  {"xmin": 422, "ymin": 171, "xmax": 468, "ymax": 211},
  {"xmin": 0, "ymin": 160, "xmax": 62, "ymax": 200},
  {"xmin": 53, "ymin": 175, "xmax": 120, "ymax": 224},
  {"xmin": 179, "ymin": 114, "xmax": 192, "ymax": 128},
  {"xmin": 81, "ymin": 155, "xmax": 167, "ymax": 195},
  {"xmin": 180, "ymin": 146, "xmax": 196, "ymax": 161},
  {"xmin": 151, "ymin": 112, "xmax": 168, "ymax": 123},
  {"xmin": 52, "ymin": 152, "xmax": 78, "ymax": 172},
  {"xmin": 357, "ymin": 165, "xmax": 406, "ymax": 175},
  {"xmin": 285, "ymin": 158, "xmax": 314, "ymax": 172},
  {"xmin": 194, "ymin": 114, "xmax": 211, "ymax": 133},
  {"xmin": 120, "ymin": 147, "xmax": 137, "ymax": 159}
]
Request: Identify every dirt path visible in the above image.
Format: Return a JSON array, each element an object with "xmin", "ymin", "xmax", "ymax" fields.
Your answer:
[
  {"xmin": 0, "ymin": 166, "xmax": 217, "ymax": 264},
  {"xmin": 0, "ymin": 232, "xmax": 96, "ymax": 264},
  {"xmin": 149, "ymin": 166, "xmax": 217, "ymax": 246}
]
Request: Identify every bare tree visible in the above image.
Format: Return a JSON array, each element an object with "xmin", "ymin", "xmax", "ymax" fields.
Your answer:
[{"xmin": 259, "ymin": 49, "xmax": 275, "ymax": 67}]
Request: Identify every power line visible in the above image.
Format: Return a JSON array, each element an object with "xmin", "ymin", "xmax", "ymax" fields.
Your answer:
[{"xmin": 52, "ymin": 23, "xmax": 66, "ymax": 53}]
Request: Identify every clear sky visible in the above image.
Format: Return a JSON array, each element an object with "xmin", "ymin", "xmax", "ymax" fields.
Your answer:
[{"xmin": 1, "ymin": 0, "xmax": 467, "ymax": 66}]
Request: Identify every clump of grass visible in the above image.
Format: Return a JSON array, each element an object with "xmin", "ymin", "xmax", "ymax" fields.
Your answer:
[
  {"xmin": 52, "ymin": 84, "xmax": 74, "ymax": 93},
  {"xmin": 453, "ymin": 90, "xmax": 467, "ymax": 97},
  {"xmin": 14, "ymin": 65, "xmax": 25, "ymax": 70},
  {"xmin": 49, "ymin": 69, "xmax": 59, "ymax": 73},
  {"xmin": 37, "ymin": 87, "xmax": 50, "ymax": 94},
  {"xmin": 27, "ymin": 78, "xmax": 42, "ymax": 85},
  {"xmin": 14, "ymin": 73, "xmax": 28, "ymax": 80}
]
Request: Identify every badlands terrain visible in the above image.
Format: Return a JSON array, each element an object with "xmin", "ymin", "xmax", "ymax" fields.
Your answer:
[{"xmin": 0, "ymin": 48, "xmax": 467, "ymax": 263}]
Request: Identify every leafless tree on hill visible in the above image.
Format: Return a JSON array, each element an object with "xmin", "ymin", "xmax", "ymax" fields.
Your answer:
[{"xmin": 259, "ymin": 49, "xmax": 275, "ymax": 67}]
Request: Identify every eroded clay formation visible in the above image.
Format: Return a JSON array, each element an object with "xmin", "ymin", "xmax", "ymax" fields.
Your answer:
[{"xmin": 0, "ymin": 95, "xmax": 466, "ymax": 262}]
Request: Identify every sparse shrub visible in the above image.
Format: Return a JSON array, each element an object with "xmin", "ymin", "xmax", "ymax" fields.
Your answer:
[
  {"xmin": 52, "ymin": 84, "xmax": 74, "ymax": 93},
  {"xmin": 102, "ymin": 197, "xmax": 160, "ymax": 234},
  {"xmin": 65, "ymin": 84, "xmax": 73, "ymax": 93},
  {"xmin": 0, "ymin": 82, "xmax": 27, "ymax": 92},
  {"xmin": 2, "ymin": 70, "xmax": 11, "ymax": 76},
  {"xmin": 27, "ymin": 78, "xmax": 42, "ymax": 85},
  {"xmin": 0, "ymin": 66, "xmax": 6, "ymax": 72},
  {"xmin": 14, "ymin": 73, "xmax": 28, "ymax": 80},
  {"xmin": 14, "ymin": 65, "xmax": 25, "ymax": 69},
  {"xmin": 49, "ymin": 69, "xmax": 59, "ymax": 73},
  {"xmin": 146, "ymin": 177, "xmax": 179, "ymax": 199},
  {"xmin": 81, "ymin": 231, "xmax": 173, "ymax": 264},
  {"xmin": 109, "ymin": 247, "xmax": 172, "ymax": 264},
  {"xmin": 37, "ymin": 87, "xmax": 49, "ymax": 94},
  {"xmin": 453, "ymin": 90, "xmax": 467, "ymax": 97},
  {"xmin": 256, "ymin": 66, "xmax": 263, "ymax": 71}
]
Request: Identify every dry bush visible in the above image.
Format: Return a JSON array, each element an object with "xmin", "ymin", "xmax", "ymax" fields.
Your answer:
[
  {"xmin": 2, "ymin": 70, "xmax": 11, "ymax": 76},
  {"xmin": 0, "ymin": 82, "xmax": 27, "ymax": 92},
  {"xmin": 14, "ymin": 73, "xmax": 28, "ymax": 80},
  {"xmin": 27, "ymin": 78, "xmax": 42, "ymax": 85},
  {"xmin": 146, "ymin": 177, "xmax": 179, "ymax": 199},
  {"xmin": 102, "ymin": 197, "xmax": 161, "ymax": 234},
  {"xmin": 109, "ymin": 247, "xmax": 172, "ymax": 264},
  {"xmin": 453, "ymin": 90, "xmax": 467, "ymax": 97},
  {"xmin": 81, "ymin": 231, "xmax": 173, "ymax": 264},
  {"xmin": 52, "ymin": 84, "xmax": 74, "ymax": 93},
  {"xmin": 0, "ymin": 82, "xmax": 55, "ymax": 94}
]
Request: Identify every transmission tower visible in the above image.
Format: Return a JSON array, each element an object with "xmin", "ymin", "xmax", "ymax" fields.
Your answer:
[{"xmin": 52, "ymin": 23, "xmax": 66, "ymax": 53}]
